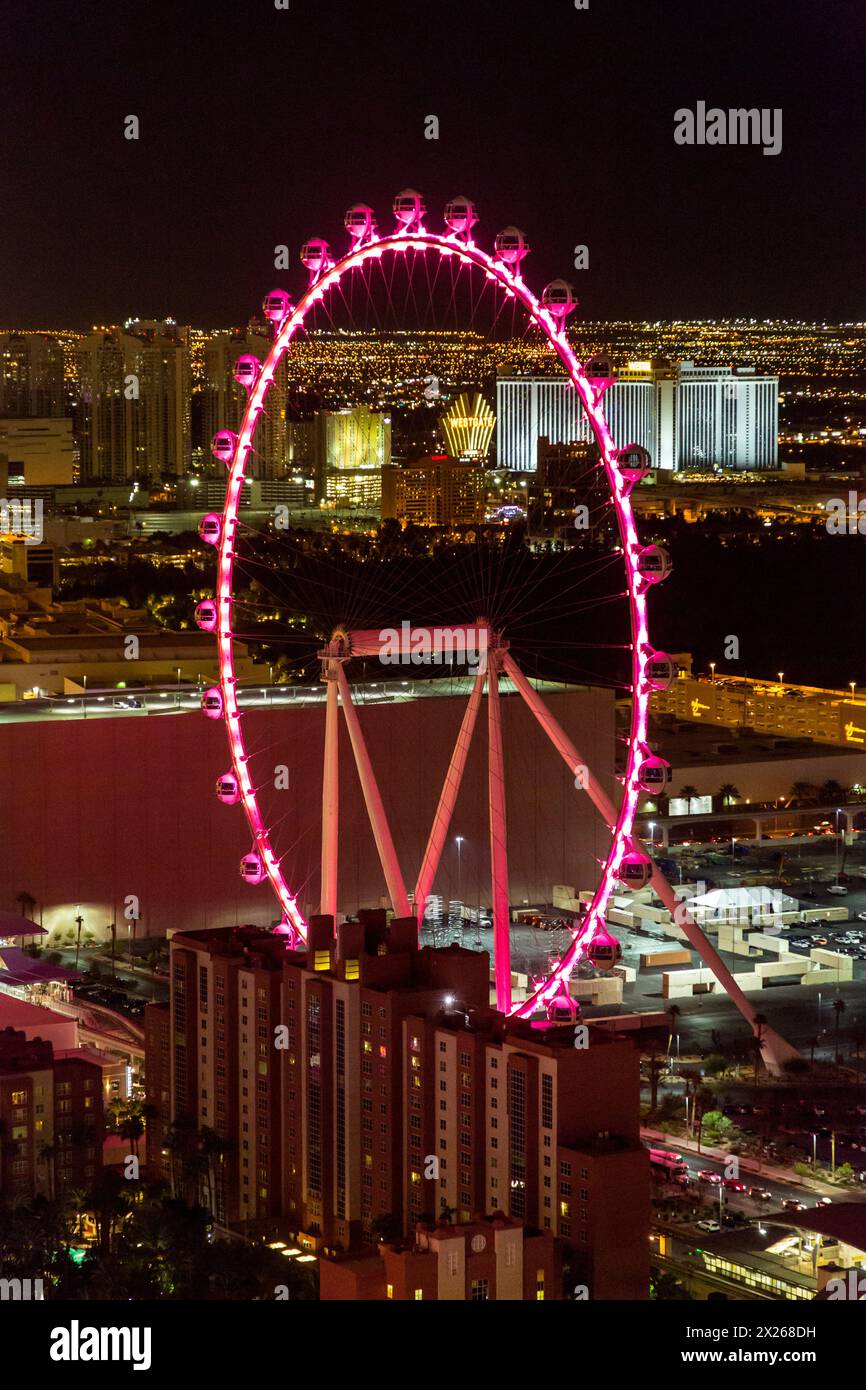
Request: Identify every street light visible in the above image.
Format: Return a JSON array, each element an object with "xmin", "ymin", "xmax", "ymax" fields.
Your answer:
[
  {"xmin": 455, "ymin": 836, "xmax": 465, "ymax": 902},
  {"xmin": 731, "ymin": 835, "xmax": 737, "ymax": 866},
  {"xmin": 850, "ymin": 682, "xmax": 856, "ymax": 700},
  {"xmin": 709, "ymin": 662, "xmax": 716, "ymax": 682},
  {"xmin": 778, "ymin": 671, "xmax": 784, "ymax": 688},
  {"xmin": 648, "ymin": 821, "xmax": 655, "ymax": 851}
]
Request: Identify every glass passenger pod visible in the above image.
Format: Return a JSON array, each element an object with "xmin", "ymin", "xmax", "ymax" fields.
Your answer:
[
  {"xmin": 201, "ymin": 688, "xmax": 223, "ymax": 719},
  {"xmin": 233, "ymin": 354, "xmax": 261, "ymax": 390},
  {"xmin": 198, "ymin": 513, "xmax": 222, "ymax": 545},
  {"xmin": 393, "ymin": 188, "xmax": 425, "ymax": 229},
  {"xmin": 344, "ymin": 204, "xmax": 375, "ymax": 242},
  {"xmin": 211, "ymin": 431, "xmax": 238, "ymax": 465},
  {"xmin": 494, "ymin": 226, "xmax": 529, "ymax": 266},
  {"xmin": 644, "ymin": 651, "xmax": 678, "ymax": 691},
  {"xmin": 194, "ymin": 600, "xmax": 218, "ymax": 632},
  {"xmin": 216, "ymin": 773, "xmax": 239, "ymax": 805},
  {"xmin": 444, "ymin": 196, "xmax": 478, "ymax": 236},
  {"xmin": 614, "ymin": 443, "xmax": 652, "ymax": 483},
  {"xmin": 636, "ymin": 544, "xmax": 672, "ymax": 584},
  {"xmin": 635, "ymin": 753, "xmax": 672, "ymax": 793},
  {"xmin": 262, "ymin": 290, "xmax": 293, "ymax": 325},
  {"xmin": 583, "ymin": 925, "xmax": 622, "ymax": 969},
  {"xmin": 541, "ymin": 279, "xmax": 578, "ymax": 319},
  {"xmin": 240, "ymin": 852, "xmax": 265, "ymax": 885},
  {"xmin": 618, "ymin": 848, "xmax": 653, "ymax": 890}
]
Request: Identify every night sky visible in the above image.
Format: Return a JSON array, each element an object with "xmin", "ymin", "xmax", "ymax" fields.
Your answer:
[{"xmin": 2, "ymin": 0, "xmax": 862, "ymax": 328}]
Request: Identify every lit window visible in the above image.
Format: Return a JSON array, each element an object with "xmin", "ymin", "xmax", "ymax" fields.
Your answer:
[
  {"xmin": 414, "ymin": 1288, "xmax": 423, "ymax": 1301},
  {"xmin": 344, "ymin": 959, "xmax": 359, "ymax": 980},
  {"xmin": 313, "ymin": 950, "xmax": 331, "ymax": 972},
  {"xmin": 386, "ymin": 1283, "xmax": 394, "ymax": 1300}
]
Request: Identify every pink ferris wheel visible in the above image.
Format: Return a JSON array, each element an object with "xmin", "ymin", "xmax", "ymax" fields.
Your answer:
[{"xmin": 198, "ymin": 189, "xmax": 795, "ymax": 1071}]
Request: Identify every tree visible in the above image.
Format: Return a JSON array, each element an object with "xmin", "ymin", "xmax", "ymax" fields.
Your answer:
[
  {"xmin": 717, "ymin": 784, "xmax": 740, "ymax": 807},
  {"xmin": 678, "ymin": 786, "xmax": 699, "ymax": 802}
]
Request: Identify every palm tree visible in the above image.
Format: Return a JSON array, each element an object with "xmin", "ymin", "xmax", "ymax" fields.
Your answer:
[
  {"xmin": 832, "ymin": 998, "xmax": 847, "ymax": 1065},
  {"xmin": 717, "ymin": 783, "xmax": 740, "ymax": 807},
  {"xmin": 15, "ymin": 890, "xmax": 36, "ymax": 921},
  {"xmin": 643, "ymin": 1051, "xmax": 667, "ymax": 1115},
  {"xmin": 752, "ymin": 1014, "xmax": 768, "ymax": 1086},
  {"xmin": 788, "ymin": 781, "xmax": 820, "ymax": 807},
  {"xmin": 678, "ymin": 786, "xmax": 699, "ymax": 803},
  {"xmin": 821, "ymin": 780, "xmax": 848, "ymax": 805}
]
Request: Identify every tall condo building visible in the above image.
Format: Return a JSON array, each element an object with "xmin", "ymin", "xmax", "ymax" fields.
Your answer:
[
  {"xmin": 146, "ymin": 914, "xmax": 648, "ymax": 1299},
  {"xmin": 73, "ymin": 320, "xmax": 191, "ymax": 482},
  {"xmin": 315, "ymin": 405, "xmax": 391, "ymax": 507},
  {"xmin": 200, "ymin": 327, "xmax": 289, "ymax": 479},
  {"xmin": 0, "ymin": 333, "xmax": 66, "ymax": 417},
  {"xmin": 496, "ymin": 360, "xmax": 778, "ymax": 472}
]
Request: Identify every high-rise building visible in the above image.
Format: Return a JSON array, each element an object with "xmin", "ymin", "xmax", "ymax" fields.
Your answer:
[
  {"xmin": 200, "ymin": 327, "xmax": 288, "ymax": 479},
  {"xmin": 381, "ymin": 456, "xmax": 486, "ymax": 526},
  {"xmin": 0, "ymin": 334, "xmax": 66, "ymax": 418},
  {"xmin": 73, "ymin": 321, "xmax": 191, "ymax": 482},
  {"xmin": 315, "ymin": 405, "xmax": 391, "ymax": 507},
  {"xmin": 496, "ymin": 360, "xmax": 778, "ymax": 472},
  {"xmin": 148, "ymin": 914, "xmax": 648, "ymax": 1298},
  {"xmin": 0, "ymin": 1026, "xmax": 104, "ymax": 1199}
]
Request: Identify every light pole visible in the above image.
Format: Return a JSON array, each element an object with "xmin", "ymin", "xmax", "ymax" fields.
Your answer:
[
  {"xmin": 778, "ymin": 671, "xmax": 784, "ymax": 689},
  {"xmin": 731, "ymin": 835, "xmax": 737, "ymax": 867},
  {"xmin": 74, "ymin": 908, "xmax": 84, "ymax": 972},
  {"xmin": 649, "ymin": 821, "xmax": 655, "ymax": 854},
  {"xmin": 709, "ymin": 662, "xmax": 716, "ymax": 683},
  {"xmin": 176, "ymin": 665, "xmax": 181, "ymax": 706},
  {"xmin": 455, "ymin": 836, "xmax": 465, "ymax": 904}
]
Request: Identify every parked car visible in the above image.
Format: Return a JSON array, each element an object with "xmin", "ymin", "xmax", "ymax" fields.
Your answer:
[{"xmin": 696, "ymin": 1220, "xmax": 721, "ymax": 1233}]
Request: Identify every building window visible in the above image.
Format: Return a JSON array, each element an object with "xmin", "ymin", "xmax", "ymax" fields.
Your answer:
[
  {"xmin": 414, "ymin": 1289, "xmax": 423, "ymax": 1301},
  {"xmin": 541, "ymin": 1073, "xmax": 553, "ymax": 1129},
  {"xmin": 386, "ymin": 1284, "xmax": 394, "ymax": 1300},
  {"xmin": 470, "ymin": 1279, "xmax": 489, "ymax": 1301}
]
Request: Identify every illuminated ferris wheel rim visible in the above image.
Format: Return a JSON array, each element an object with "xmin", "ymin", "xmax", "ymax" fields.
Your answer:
[{"xmin": 207, "ymin": 199, "xmax": 666, "ymax": 1020}]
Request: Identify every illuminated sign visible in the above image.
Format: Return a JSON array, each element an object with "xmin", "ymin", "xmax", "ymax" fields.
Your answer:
[
  {"xmin": 690, "ymin": 698, "xmax": 710, "ymax": 717},
  {"xmin": 845, "ymin": 722, "xmax": 865, "ymax": 745},
  {"xmin": 442, "ymin": 391, "xmax": 495, "ymax": 459}
]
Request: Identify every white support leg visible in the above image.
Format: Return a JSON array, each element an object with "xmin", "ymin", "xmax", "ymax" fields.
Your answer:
[
  {"xmin": 414, "ymin": 668, "xmax": 485, "ymax": 926},
  {"xmin": 337, "ymin": 665, "xmax": 411, "ymax": 918},
  {"xmin": 502, "ymin": 651, "xmax": 799, "ymax": 1073},
  {"xmin": 320, "ymin": 671, "xmax": 339, "ymax": 924},
  {"xmin": 487, "ymin": 657, "xmax": 511, "ymax": 1014}
]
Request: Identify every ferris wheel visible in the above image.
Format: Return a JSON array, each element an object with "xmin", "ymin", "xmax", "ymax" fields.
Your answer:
[{"xmin": 198, "ymin": 189, "xmax": 796, "ymax": 1072}]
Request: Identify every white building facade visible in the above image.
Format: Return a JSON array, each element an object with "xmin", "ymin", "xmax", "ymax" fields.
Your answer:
[{"xmin": 496, "ymin": 361, "xmax": 778, "ymax": 472}]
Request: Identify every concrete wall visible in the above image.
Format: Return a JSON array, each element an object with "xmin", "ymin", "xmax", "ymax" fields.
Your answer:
[{"xmin": 0, "ymin": 686, "xmax": 614, "ymax": 941}]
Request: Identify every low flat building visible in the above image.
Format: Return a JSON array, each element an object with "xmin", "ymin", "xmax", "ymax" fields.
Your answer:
[{"xmin": 320, "ymin": 1213, "xmax": 560, "ymax": 1300}]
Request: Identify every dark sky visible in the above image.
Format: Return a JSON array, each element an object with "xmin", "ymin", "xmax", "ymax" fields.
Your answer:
[{"xmin": 2, "ymin": 0, "xmax": 862, "ymax": 328}]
